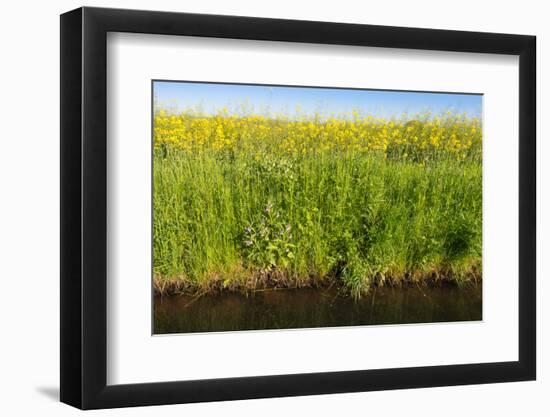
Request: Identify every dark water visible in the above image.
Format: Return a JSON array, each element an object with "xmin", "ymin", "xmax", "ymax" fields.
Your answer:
[{"xmin": 154, "ymin": 284, "xmax": 482, "ymax": 334}]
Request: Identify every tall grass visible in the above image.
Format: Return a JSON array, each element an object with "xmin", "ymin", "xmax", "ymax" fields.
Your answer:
[{"xmin": 153, "ymin": 110, "xmax": 482, "ymax": 296}]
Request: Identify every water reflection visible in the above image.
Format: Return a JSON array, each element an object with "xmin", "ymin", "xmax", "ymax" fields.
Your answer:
[{"xmin": 154, "ymin": 284, "xmax": 482, "ymax": 334}]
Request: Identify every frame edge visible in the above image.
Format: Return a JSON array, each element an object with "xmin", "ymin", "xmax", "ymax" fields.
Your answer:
[
  {"xmin": 518, "ymin": 34, "xmax": 537, "ymax": 381},
  {"xmin": 60, "ymin": 7, "xmax": 84, "ymax": 409}
]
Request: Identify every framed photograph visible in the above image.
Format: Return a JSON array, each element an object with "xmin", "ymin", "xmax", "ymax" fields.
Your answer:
[{"xmin": 60, "ymin": 6, "xmax": 536, "ymax": 409}]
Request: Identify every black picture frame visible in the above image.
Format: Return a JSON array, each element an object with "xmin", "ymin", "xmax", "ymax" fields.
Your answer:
[{"xmin": 60, "ymin": 6, "xmax": 536, "ymax": 410}]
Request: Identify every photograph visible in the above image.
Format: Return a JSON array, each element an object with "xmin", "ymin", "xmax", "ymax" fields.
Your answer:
[
  {"xmin": 53, "ymin": 4, "xmax": 538, "ymax": 412},
  {"xmin": 152, "ymin": 80, "xmax": 483, "ymax": 334}
]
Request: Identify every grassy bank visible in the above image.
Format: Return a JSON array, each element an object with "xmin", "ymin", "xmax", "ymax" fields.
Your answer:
[{"xmin": 153, "ymin": 110, "xmax": 482, "ymax": 297}]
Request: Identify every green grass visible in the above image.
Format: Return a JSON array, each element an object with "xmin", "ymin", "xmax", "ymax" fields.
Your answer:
[{"xmin": 153, "ymin": 147, "xmax": 481, "ymax": 297}]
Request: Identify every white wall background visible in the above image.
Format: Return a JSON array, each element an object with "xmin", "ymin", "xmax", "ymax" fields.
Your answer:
[{"xmin": 0, "ymin": 0, "xmax": 546, "ymax": 415}]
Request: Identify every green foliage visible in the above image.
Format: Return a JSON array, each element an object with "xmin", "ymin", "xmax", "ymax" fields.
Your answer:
[
  {"xmin": 242, "ymin": 201, "xmax": 296, "ymax": 269},
  {"xmin": 153, "ymin": 147, "xmax": 481, "ymax": 295}
]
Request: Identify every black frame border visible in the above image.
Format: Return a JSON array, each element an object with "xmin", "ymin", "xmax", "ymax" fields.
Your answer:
[{"xmin": 60, "ymin": 6, "xmax": 536, "ymax": 409}]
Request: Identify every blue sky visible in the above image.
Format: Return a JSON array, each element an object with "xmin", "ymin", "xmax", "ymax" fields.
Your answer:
[{"xmin": 153, "ymin": 81, "xmax": 482, "ymax": 119}]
